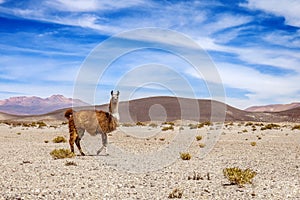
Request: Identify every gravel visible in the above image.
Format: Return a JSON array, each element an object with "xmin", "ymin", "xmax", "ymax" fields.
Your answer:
[{"xmin": 0, "ymin": 122, "xmax": 299, "ymax": 199}]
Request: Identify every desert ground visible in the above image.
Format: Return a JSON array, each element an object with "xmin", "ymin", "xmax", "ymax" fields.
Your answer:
[{"xmin": 0, "ymin": 120, "xmax": 299, "ymax": 199}]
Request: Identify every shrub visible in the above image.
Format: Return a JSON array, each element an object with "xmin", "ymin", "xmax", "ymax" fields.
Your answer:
[
  {"xmin": 188, "ymin": 124, "xmax": 198, "ymax": 129},
  {"xmin": 188, "ymin": 171, "xmax": 203, "ymax": 180},
  {"xmin": 122, "ymin": 123, "xmax": 134, "ymax": 127},
  {"xmin": 16, "ymin": 132, "xmax": 21, "ymax": 135},
  {"xmin": 261, "ymin": 123, "xmax": 280, "ymax": 130},
  {"xmin": 198, "ymin": 121, "xmax": 212, "ymax": 128},
  {"xmin": 250, "ymin": 142, "xmax": 256, "ymax": 146},
  {"xmin": 136, "ymin": 121, "xmax": 146, "ymax": 126},
  {"xmin": 223, "ymin": 167, "xmax": 256, "ymax": 187},
  {"xmin": 37, "ymin": 121, "xmax": 47, "ymax": 128},
  {"xmin": 65, "ymin": 161, "xmax": 77, "ymax": 166},
  {"xmin": 168, "ymin": 188, "xmax": 183, "ymax": 199},
  {"xmin": 245, "ymin": 122, "xmax": 253, "ymax": 126},
  {"xmin": 163, "ymin": 121, "xmax": 175, "ymax": 126},
  {"xmin": 62, "ymin": 121, "xmax": 68, "ymax": 125},
  {"xmin": 159, "ymin": 138, "xmax": 165, "ymax": 141},
  {"xmin": 53, "ymin": 136, "xmax": 67, "ymax": 143},
  {"xmin": 149, "ymin": 123, "xmax": 158, "ymax": 128},
  {"xmin": 50, "ymin": 149, "xmax": 75, "ymax": 159},
  {"xmin": 196, "ymin": 135, "xmax": 202, "ymax": 141},
  {"xmin": 292, "ymin": 125, "xmax": 300, "ymax": 130},
  {"xmin": 44, "ymin": 140, "xmax": 49, "ymax": 143},
  {"xmin": 180, "ymin": 152, "xmax": 191, "ymax": 160},
  {"xmin": 162, "ymin": 125, "xmax": 174, "ymax": 131},
  {"xmin": 199, "ymin": 143, "xmax": 206, "ymax": 148},
  {"xmin": 242, "ymin": 129, "xmax": 248, "ymax": 133}
]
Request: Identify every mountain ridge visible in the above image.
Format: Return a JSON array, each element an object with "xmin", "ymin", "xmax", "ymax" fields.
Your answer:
[{"xmin": 0, "ymin": 95, "xmax": 89, "ymax": 115}]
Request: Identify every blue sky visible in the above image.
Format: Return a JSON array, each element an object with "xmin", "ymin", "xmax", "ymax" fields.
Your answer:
[{"xmin": 0, "ymin": 0, "xmax": 300, "ymax": 109}]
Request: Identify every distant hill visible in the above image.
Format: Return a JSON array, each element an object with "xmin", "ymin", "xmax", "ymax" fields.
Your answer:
[
  {"xmin": 0, "ymin": 95, "xmax": 89, "ymax": 115},
  {"xmin": 245, "ymin": 102, "xmax": 300, "ymax": 112},
  {"xmin": 1, "ymin": 96, "xmax": 300, "ymax": 123}
]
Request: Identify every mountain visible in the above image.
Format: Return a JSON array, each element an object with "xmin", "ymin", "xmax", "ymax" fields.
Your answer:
[
  {"xmin": 0, "ymin": 95, "xmax": 89, "ymax": 115},
  {"xmin": 245, "ymin": 102, "xmax": 300, "ymax": 112},
  {"xmin": 1, "ymin": 96, "xmax": 299, "ymax": 123}
]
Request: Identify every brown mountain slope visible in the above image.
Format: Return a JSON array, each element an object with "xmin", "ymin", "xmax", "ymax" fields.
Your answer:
[
  {"xmin": 2, "ymin": 96, "xmax": 299, "ymax": 123},
  {"xmin": 245, "ymin": 102, "xmax": 300, "ymax": 112}
]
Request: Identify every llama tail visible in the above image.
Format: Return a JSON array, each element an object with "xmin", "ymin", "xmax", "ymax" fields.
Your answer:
[{"xmin": 64, "ymin": 109, "xmax": 73, "ymax": 119}]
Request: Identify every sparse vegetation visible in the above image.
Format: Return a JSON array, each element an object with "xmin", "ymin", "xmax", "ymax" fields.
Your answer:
[
  {"xmin": 250, "ymin": 142, "xmax": 257, "ymax": 146},
  {"xmin": 188, "ymin": 171, "xmax": 203, "ymax": 180},
  {"xmin": 65, "ymin": 161, "xmax": 77, "ymax": 166},
  {"xmin": 196, "ymin": 135, "xmax": 203, "ymax": 141},
  {"xmin": 149, "ymin": 123, "xmax": 158, "ymax": 128},
  {"xmin": 245, "ymin": 122, "xmax": 253, "ymax": 126},
  {"xmin": 37, "ymin": 121, "xmax": 47, "ymax": 128},
  {"xmin": 223, "ymin": 167, "xmax": 257, "ymax": 187},
  {"xmin": 50, "ymin": 148, "xmax": 75, "ymax": 159},
  {"xmin": 292, "ymin": 125, "xmax": 300, "ymax": 130},
  {"xmin": 136, "ymin": 121, "xmax": 146, "ymax": 126},
  {"xmin": 16, "ymin": 132, "xmax": 21, "ymax": 135},
  {"xmin": 168, "ymin": 188, "xmax": 183, "ymax": 199},
  {"xmin": 122, "ymin": 123, "xmax": 135, "ymax": 127},
  {"xmin": 199, "ymin": 143, "xmax": 206, "ymax": 148},
  {"xmin": 163, "ymin": 121, "xmax": 175, "ymax": 126},
  {"xmin": 159, "ymin": 138, "xmax": 165, "ymax": 141},
  {"xmin": 162, "ymin": 125, "xmax": 174, "ymax": 131},
  {"xmin": 180, "ymin": 152, "xmax": 191, "ymax": 160},
  {"xmin": 52, "ymin": 136, "xmax": 67, "ymax": 143},
  {"xmin": 261, "ymin": 123, "xmax": 280, "ymax": 130},
  {"xmin": 242, "ymin": 129, "xmax": 248, "ymax": 133},
  {"xmin": 189, "ymin": 121, "xmax": 212, "ymax": 129}
]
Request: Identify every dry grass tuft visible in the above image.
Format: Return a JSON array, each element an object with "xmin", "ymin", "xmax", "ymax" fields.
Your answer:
[
  {"xmin": 180, "ymin": 152, "xmax": 191, "ymax": 160},
  {"xmin": 65, "ymin": 161, "xmax": 77, "ymax": 166},
  {"xmin": 50, "ymin": 148, "xmax": 75, "ymax": 159},
  {"xmin": 196, "ymin": 135, "xmax": 202, "ymax": 141},
  {"xmin": 168, "ymin": 188, "xmax": 183, "ymax": 199},
  {"xmin": 250, "ymin": 141, "xmax": 257, "ymax": 146},
  {"xmin": 162, "ymin": 125, "xmax": 174, "ymax": 131},
  {"xmin": 52, "ymin": 136, "xmax": 67, "ymax": 143},
  {"xmin": 292, "ymin": 124, "xmax": 300, "ymax": 130},
  {"xmin": 136, "ymin": 121, "xmax": 146, "ymax": 126},
  {"xmin": 223, "ymin": 167, "xmax": 256, "ymax": 187}
]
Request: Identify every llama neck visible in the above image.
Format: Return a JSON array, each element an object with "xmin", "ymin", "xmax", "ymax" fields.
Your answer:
[{"xmin": 109, "ymin": 100, "xmax": 119, "ymax": 121}]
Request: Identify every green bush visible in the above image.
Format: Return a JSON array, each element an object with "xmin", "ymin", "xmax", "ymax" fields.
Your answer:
[{"xmin": 223, "ymin": 167, "xmax": 256, "ymax": 187}]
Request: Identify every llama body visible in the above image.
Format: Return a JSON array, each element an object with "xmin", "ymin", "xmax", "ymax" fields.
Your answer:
[{"xmin": 65, "ymin": 91, "xmax": 120, "ymax": 155}]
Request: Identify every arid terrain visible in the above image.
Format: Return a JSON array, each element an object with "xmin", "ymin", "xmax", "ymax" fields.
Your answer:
[{"xmin": 0, "ymin": 119, "xmax": 299, "ymax": 199}]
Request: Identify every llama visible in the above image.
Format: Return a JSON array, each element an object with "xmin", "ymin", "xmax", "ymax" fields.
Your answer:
[{"xmin": 64, "ymin": 90, "xmax": 120, "ymax": 156}]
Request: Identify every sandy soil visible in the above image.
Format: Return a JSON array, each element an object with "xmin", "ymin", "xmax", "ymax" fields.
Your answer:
[{"xmin": 0, "ymin": 121, "xmax": 299, "ymax": 199}]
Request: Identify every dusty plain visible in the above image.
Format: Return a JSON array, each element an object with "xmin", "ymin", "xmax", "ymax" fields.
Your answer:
[{"xmin": 0, "ymin": 121, "xmax": 299, "ymax": 199}]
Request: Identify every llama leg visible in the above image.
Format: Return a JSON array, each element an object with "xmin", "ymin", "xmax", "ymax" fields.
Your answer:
[
  {"xmin": 69, "ymin": 129, "xmax": 76, "ymax": 154},
  {"xmin": 97, "ymin": 133, "xmax": 108, "ymax": 155},
  {"xmin": 75, "ymin": 129, "xmax": 85, "ymax": 156}
]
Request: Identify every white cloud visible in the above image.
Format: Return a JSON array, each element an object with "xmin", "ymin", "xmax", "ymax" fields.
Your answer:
[
  {"xmin": 47, "ymin": 0, "xmax": 146, "ymax": 12},
  {"xmin": 241, "ymin": 0, "xmax": 300, "ymax": 27}
]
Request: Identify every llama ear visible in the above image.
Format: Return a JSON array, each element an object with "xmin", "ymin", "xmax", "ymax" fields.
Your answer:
[
  {"xmin": 111, "ymin": 90, "xmax": 113, "ymax": 95},
  {"xmin": 117, "ymin": 90, "xmax": 120, "ymax": 96}
]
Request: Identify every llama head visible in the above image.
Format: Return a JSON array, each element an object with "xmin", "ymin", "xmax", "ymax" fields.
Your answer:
[{"xmin": 110, "ymin": 90, "xmax": 120, "ymax": 104}]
